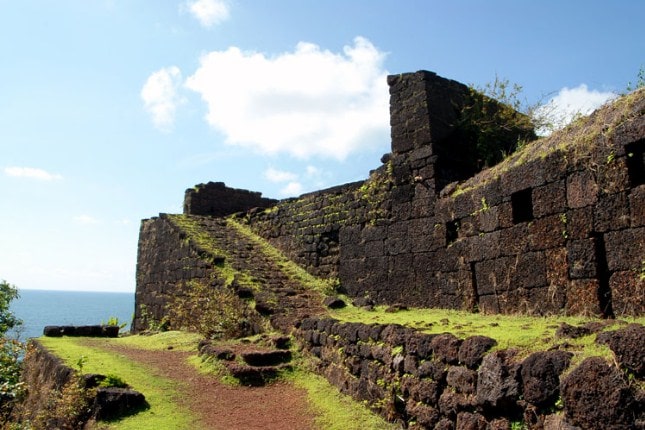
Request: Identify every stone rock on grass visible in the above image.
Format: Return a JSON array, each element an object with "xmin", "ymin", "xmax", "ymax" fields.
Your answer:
[
  {"xmin": 458, "ymin": 335, "xmax": 497, "ymax": 369},
  {"xmin": 596, "ymin": 323, "xmax": 645, "ymax": 377},
  {"xmin": 446, "ymin": 366, "xmax": 477, "ymax": 395},
  {"xmin": 323, "ymin": 296, "xmax": 346, "ymax": 309},
  {"xmin": 555, "ymin": 322, "xmax": 590, "ymax": 339},
  {"xmin": 476, "ymin": 350, "xmax": 521, "ymax": 411},
  {"xmin": 561, "ymin": 357, "xmax": 639, "ymax": 429},
  {"xmin": 94, "ymin": 387, "xmax": 147, "ymax": 421},
  {"xmin": 520, "ymin": 350, "xmax": 572, "ymax": 408},
  {"xmin": 431, "ymin": 333, "xmax": 462, "ymax": 364}
]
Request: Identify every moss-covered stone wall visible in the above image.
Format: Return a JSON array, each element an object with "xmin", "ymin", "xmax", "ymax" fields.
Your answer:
[{"xmin": 295, "ymin": 317, "xmax": 645, "ymax": 429}]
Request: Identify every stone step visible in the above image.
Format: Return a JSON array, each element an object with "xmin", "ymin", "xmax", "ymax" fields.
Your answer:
[
  {"xmin": 240, "ymin": 350, "xmax": 292, "ymax": 367},
  {"xmin": 224, "ymin": 362, "xmax": 292, "ymax": 386}
]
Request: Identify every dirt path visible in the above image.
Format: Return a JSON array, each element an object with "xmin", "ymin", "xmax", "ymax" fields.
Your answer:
[{"xmin": 93, "ymin": 342, "xmax": 317, "ymax": 430}]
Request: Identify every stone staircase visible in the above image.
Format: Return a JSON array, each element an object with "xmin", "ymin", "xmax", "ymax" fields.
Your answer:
[
  {"xmin": 172, "ymin": 215, "xmax": 327, "ymax": 332},
  {"xmin": 198, "ymin": 336, "xmax": 294, "ymax": 386}
]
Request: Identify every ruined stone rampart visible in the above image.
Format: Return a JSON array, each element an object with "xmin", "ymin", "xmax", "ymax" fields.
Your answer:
[
  {"xmin": 136, "ymin": 71, "xmax": 644, "ymax": 323},
  {"xmin": 134, "ymin": 214, "xmax": 218, "ymax": 331},
  {"xmin": 242, "ymin": 72, "xmax": 645, "ymax": 317},
  {"xmin": 184, "ymin": 181, "xmax": 277, "ymax": 217}
]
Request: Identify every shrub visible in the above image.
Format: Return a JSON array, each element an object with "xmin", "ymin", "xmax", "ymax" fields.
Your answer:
[
  {"xmin": 166, "ymin": 280, "xmax": 264, "ymax": 339},
  {"xmin": 0, "ymin": 280, "xmax": 25, "ymax": 421}
]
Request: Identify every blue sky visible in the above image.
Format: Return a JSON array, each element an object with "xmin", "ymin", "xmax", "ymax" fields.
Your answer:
[{"xmin": 1, "ymin": 0, "xmax": 643, "ymax": 292}]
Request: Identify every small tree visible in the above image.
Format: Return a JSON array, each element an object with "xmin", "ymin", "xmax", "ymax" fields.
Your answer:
[{"xmin": 0, "ymin": 280, "xmax": 24, "ymax": 421}]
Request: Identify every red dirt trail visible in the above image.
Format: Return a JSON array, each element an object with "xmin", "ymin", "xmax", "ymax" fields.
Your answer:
[{"xmin": 92, "ymin": 343, "xmax": 317, "ymax": 430}]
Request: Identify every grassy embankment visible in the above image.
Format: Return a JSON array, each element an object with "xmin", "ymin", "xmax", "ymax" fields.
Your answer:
[{"xmin": 331, "ymin": 302, "xmax": 645, "ymax": 367}]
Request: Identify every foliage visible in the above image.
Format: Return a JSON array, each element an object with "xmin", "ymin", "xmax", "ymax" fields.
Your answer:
[
  {"xmin": 32, "ymin": 377, "xmax": 94, "ymax": 430},
  {"xmin": 458, "ymin": 77, "xmax": 537, "ymax": 172},
  {"xmin": 138, "ymin": 304, "xmax": 169, "ymax": 333},
  {"xmin": 0, "ymin": 280, "xmax": 24, "ymax": 421},
  {"xmin": 103, "ymin": 316, "xmax": 128, "ymax": 330},
  {"xmin": 626, "ymin": 65, "xmax": 645, "ymax": 92},
  {"xmin": 99, "ymin": 374, "xmax": 128, "ymax": 389},
  {"xmin": 0, "ymin": 280, "xmax": 20, "ymax": 335},
  {"xmin": 166, "ymin": 279, "xmax": 263, "ymax": 339}
]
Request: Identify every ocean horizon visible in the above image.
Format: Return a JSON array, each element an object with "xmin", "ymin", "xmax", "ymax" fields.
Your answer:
[{"xmin": 9, "ymin": 289, "xmax": 135, "ymax": 340}]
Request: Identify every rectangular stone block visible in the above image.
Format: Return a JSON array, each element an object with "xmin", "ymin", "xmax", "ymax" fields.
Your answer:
[
  {"xmin": 475, "ymin": 257, "xmax": 513, "ymax": 296},
  {"xmin": 542, "ymin": 150, "xmax": 568, "ymax": 183},
  {"xmin": 410, "ymin": 218, "xmax": 445, "ymax": 253},
  {"xmin": 593, "ymin": 192, "xmax": 630, "ymax": 232},
  {"xmin": 566, "ymin": 279, "xmax": 601, "ymax": 316},
  {"xmin": 466, "ymin": 231, "xmax": 501, "ymax": 263},
  {"xmin": 546, "ymin": 247, "xmax": 568, "ymax": 287},
  {"xmin": 566, "ymin": 170, "xmax": 598, "ymax": 208},
  {"xmin": 532, "ymin": 180, "xmax": 566, "ymax": 218},
  {"xmin": 501, "ymin": 159, "xmax": 546, "ymax": 195},
  {"xmin": 499, "ymin": 225, "xmax": 529, "ymax": 256},
  {"xmin": 605, "ymin": 227, "xmax": 645, "ymax": 272},
  {"xmin": 597, "ymin": 157, "xmax": 630, "ymax": 194},
  {"xmin": 476, "ymin": 205, "xmax": 499, "ymax": 233},
  {"xmin": 630, "ymin": 184, "xmax": 645, "ymax": 227},
  {"xmin": 565, "ymin": 207, "xmax": 592, "ymax": 240},
  {"xmin": 361, "ymin": 224, "xmax": 387, "ymax": 242},
  {"xmin": 498, "ymin": 201, "xmax": 514, "ymax": 228},
  {"xmin": 528, "ymin": 214, "xmax": 566, "ymax": 251},
  {"xmin": 514, "ymin": 252, "xmax": 547, "ymax": 289},
  {"xmin": 610, "ymin": 271, "xmax": 645, "ymax": 317},
  {"xmin": 567, "ymin": 239, "xmax": 598, "ymax": 279}
]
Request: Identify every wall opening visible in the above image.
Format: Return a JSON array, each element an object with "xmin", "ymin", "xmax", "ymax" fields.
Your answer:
[
  {"xmin": 591, "ymin": 233, "xmax": 614, "ymax": 318},
  {"xmin": 511, "ymin": 188, "xmax": 534, "ymax": 224},
  {"xmin": 446, "ymin": 220, "xmax": 460, "ymax": 245},
  {"xmin": 625, "ymin": 140, "xmax": 645, "ymax": 186}
]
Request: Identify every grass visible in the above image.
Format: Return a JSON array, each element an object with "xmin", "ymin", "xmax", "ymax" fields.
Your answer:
[
  {"xmin": 288, "ymin": 369, "xmax": 399, "ymax": 430},
  {"xmin": 115, "ymin": 331, "xmax": 202, "ymax": 352},
  {"xmin": 331, "ymin": 303, "xmax": 645, "ymax": 365},
  {"xmin": 38, "ymin": 335, "xmax": 200, "ymax": 430}
]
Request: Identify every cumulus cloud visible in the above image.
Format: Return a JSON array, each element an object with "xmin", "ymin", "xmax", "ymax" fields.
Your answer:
[
  {"xmin": 184, "ymin": 0, "xmax": 230, "ymax": 27},
  {"xmin": 185, "ymin": 37, "xmax": 390, "ymax": 160},
  {"xmin": 264, "ymin": 167, "xmax": 298, "ymax": 183},
  {"xmin": 534, "ymin": 84, "xmax": 617, "ymax": 135},
  {"xmin": 280, "ymin": 181, "xmax": 304, "ymax": 197},
  {"xmin": 141, "ymin": 66, "xmax": 183, "ymax": 131},
  {"xmin": 4, "ymin": 166, "xmax": 62, "ymax": 181}
]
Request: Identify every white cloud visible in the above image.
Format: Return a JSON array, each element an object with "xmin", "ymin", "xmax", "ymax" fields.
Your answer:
[
  {"xmin": 141, "ymin": 66, "xmax": 183, "ymax": 131},
  {"xmin": 534, "ymin": 84, "xmax": 617, "ymax": 135},
  {"xmin": 265, "ymin": 167, "xmax": 298, "ymax": 183},
  {"xmin": 280, "ymin": 181, "xmax": 304, "ymax": 197},
  {"xmin": 4, "ymin": 166, "xmax": 62, "ymax": 181},
  {"xmin": 73, "ymin": 215, "xmax": 100, "ymax": 225},
  {"xmin": 185, "ymin": 36, "xmax": 390, "ymax": 160},
  {"xmin": 185, "ymin": 0, "xmax": 230, "ymax": 27}
]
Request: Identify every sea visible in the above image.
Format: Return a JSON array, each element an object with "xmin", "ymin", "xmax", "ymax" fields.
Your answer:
[{"xmin": 8, "ymin": 289, "xmax": 135, "ymax": 340}]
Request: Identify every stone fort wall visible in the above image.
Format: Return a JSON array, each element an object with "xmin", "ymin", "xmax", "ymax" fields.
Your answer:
[
  {"xmin": 240, "ymin": 71, "xmax": 644, "ymax": 317},
  {"xmin": 137, "ymin": 71, "xmax": 645, "ymax": 319}
]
